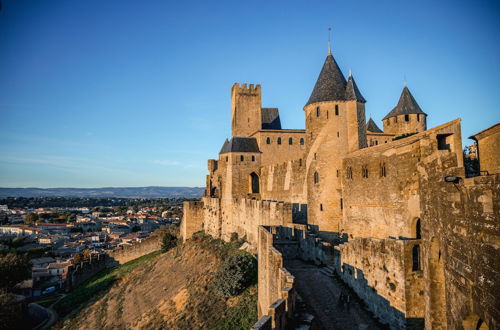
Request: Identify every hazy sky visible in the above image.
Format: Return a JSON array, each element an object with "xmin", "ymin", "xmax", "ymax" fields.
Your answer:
[{"xmin": 0, "ymin": 0, "xmax": 498, "ymax": 188}]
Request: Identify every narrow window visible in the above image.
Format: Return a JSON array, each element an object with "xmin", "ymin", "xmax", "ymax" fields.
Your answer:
[
  {"xmin": 277, "ymin": 137, "xmax": 282, "ymax": 145},
  {"xmin": 335, "ymin": 105, "xmax": 339, "ymax": 116},
  {"xmin": 299, "ymin": 159, "xmax": 302, "ymax": 166},
  {"xmin": 320, "ymin": 204, "xmax": 323, "ymax": 211},
  {"xmin": 326, "ymin": 111, "xmax": 329, "ymax": 119},
  {"xmin": 394, "ymin": 116, "xmax": 398, "ymax": 123},
  {"xmin": 300, "ymin": 138, "xmax": 304, "ymax": 145},
  {"xmin": 380, "ymin": 163, "xmax": 386, "ymax": 177},
  {"xmin": 314, "ymin": 172, "xmax": 319, "ymax": 184},
  {"xmin": 288, "ymin": 137, "xmax": 293, "ymax": 145},
  {"xmin": 252, "ymin": 155, "xmax": 255, "ymax": 162},
  {"xmin": 316, "ymin": 107, "xmax": 320, "ymax": 117},
  {"xmin": 415, "ymin": 219, "xmax": 421, "ymax": 239},
  {"xmin": 337, "ymin": 132, "xmax": 339, "ymax": 138},
  {"xmin": 336, "ymin": 169, "xmax": 339, "ymax": 177},
  {"xmin": 412, "ymin": 245, "xmax": 420, "ymax": 271},
  {"xmin": 417, "ymin": 114, "xmax": 420, "ymax": 122},
  {"xmin": 240, "ymin": 155, "xmax": 244, "ymax": 161},
  {"xmin": 362, "ymin": 165, "xmax": 369, "ymax": 178},
  {"xmin": 226, "ymin": 156, "xmax": 228, "ymax": 162},
  {"xmin": 386, "ymin": 119, "xmax": 390, "ymax": 126},
  {"xmin": 314, "ymin": 153, "xmax": 317, "ymax": 160},
  {"xmin": 405, "ymin": 114, "xmax": 409, "ymax": 122},
  {"xmin": 375, "ymin": 141, "xmax": 378, "ymax": 145},
  {"xmin": 340, "ymin": 198, "xmax": 343, "ymax": 210},
  {"xmin": 346, "ymin": 167, "xmax": 353, "ymax": 179},
  {"xmin": 266, "ymin": 137, "xmax": 271, "ymax": 144}
]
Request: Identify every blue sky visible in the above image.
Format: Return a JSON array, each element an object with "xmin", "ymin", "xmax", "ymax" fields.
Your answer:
[{"xmin": 0, "ymin": 0, "xmax": 498, "ymax": 188}]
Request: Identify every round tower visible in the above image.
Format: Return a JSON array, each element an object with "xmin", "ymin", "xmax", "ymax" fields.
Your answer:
[
  {"xmin": 304, "ymin": 48, "xmax": 366, "ymax": 235},
  {"xmin": 382, "ymin": 86, "xmax": 427, "ymax": 137}
]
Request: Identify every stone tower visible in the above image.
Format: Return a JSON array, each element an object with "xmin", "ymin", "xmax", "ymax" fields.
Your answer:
[
  {"xmin": 231, "ymin": 83, "xmax": 262, "ymax": 137},
  {"xmin": 383, "ymin": 86, "xmax": 427, "ymax": 136},
  {"xmin": 303, "ymin": 48, "xmax": 367, "ymax": 234}
]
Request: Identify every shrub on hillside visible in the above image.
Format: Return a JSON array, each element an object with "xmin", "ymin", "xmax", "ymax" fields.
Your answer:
[
  {"xmin": 212, "ymin": 252, "xmax": 257, "ymax": 298},
  {"xmin": 161, "ymin": 231, "xmax": 178, "ymax": 253}
]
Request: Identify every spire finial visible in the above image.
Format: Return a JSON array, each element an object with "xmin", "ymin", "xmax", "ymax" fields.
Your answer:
[
  {"xmin": 404, "ymin": 74, "xmax": 407, "ymax": 87},
  {"xmin": 349, "ymin": 68, "xmax": 352, "ymax": 77},
  {"xmin": 327, "ymin": 27, "xmax": 332, "ymax": 55}
]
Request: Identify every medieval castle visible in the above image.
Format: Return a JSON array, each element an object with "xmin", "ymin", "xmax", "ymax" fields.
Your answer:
[{"xmin": 181, "ymin": 42, "xmax": 499, "ymax": 329}]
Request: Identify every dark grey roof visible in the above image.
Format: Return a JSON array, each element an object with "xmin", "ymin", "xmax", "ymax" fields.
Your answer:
[
  {"xmin": 261, "ymin": 108, "xmax": 282, "ymax": 130},
  {"xmin": 383, "ymin": 86, "xmax": 427, "ymax": 120},
  {"xmin": 306, "ymin": 54, "xmax": 347, "ymax": 106},
  {"xmin": 366, "ymin": 118, "xmax": 383, "ymax": 133},
  {"xmin": 345, "ymin": 75, "xmax": 366, "ymax": 103},
  {"xmin": 219, "ymin": 137, "xmax": 260, "ymax": 154}
]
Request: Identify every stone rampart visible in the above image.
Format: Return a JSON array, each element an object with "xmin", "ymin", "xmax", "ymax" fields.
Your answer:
[
  {"xmin": 336, "ymin": 237, "xmax": 424, "ymax": 329},
  {"xmin": 106, "ymin": 230, "xmax": 162, "ymax": 266},
  {"xmin": 255, "ymin": 225, "xmax": 296, "ymax": 330},
  {"xmin": 67, "ymin": 254, "xmax": 107, "ymax": 290},
  {"xmin": 180, "ymin": 201, "xmax": 204, "ymax": 242}
]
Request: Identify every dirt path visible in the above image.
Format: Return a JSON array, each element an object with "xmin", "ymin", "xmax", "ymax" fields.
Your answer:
[{"xmin": 285, "ymin": 259, "xmax": 385, "ymax": 330}]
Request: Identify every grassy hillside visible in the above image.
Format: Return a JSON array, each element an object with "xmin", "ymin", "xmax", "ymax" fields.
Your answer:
[{"xmin": 56, "ymin": 232, "xmax": 257, "ymax": 329}]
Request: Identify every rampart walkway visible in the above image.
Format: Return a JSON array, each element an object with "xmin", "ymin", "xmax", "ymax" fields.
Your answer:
[{"xmin": 285, "ymin": 259, "xmax": 386, "ymax": 330}]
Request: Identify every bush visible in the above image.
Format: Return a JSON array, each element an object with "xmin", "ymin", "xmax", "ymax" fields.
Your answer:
[
  {"xmin": 212, "ymin": 253, "xmax": 257, "ymax": 298},
  {"xmin": 0, "ymin": 253, "xmax": 31, "ymax": 290},
  {"xmin": 161, "ymin": 231, "xmax": 178, "ymax": 253}
]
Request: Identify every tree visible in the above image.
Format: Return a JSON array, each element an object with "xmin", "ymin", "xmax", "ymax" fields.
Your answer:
[
  {"xmin": 83, "ymin": 249, "xmax": 91, "ymax": 260},
  {"xmin": 24, "ymin": 212, "xmax": 38, "ymax": 225},
  {"xmin": 131, "ymin": 225, "xmax": 141, "ymax": 232},
  {"xmin": 212, "ymin": 252, "xmax": 257, "ymax": 298},
  {"xmin": 161, "ymin": 231, "xmax": 178, "ymax": 253},
  {"xmin": 0, "ymin": 290, "xmax": 27, "ymax": 330},
  {"xmin": 73, "ymin": 253, "xmax": 83, "ymax": 264},
  {"xmin": 0, "ymin": 253, "xmax": 31, "ymax": 290}
]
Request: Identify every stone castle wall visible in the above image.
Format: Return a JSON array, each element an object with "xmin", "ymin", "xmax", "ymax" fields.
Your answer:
[
  {"xmin": 419, "ymin": 151, "xmax": 499, "ymax": 330},
  {"xmin": 106, "ymin": 232, "xmax": 162, "ymax": 265},
  {"xmin": 251, "ymin": 130, "xmax": 306, "ymax": 166},
  {"xmin": 259, "ymin": 158, "xmax": 307, "ymax": 204},
  {"xmin": 337, "ymin": 238, "xmax": 424, "ymax": 329},
  {"xmin": 383, "ymin": 113, "xmax": 427, "ymax": 137}
]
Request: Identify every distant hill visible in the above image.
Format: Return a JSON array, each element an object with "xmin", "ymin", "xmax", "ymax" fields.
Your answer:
[{"xmin": 0, "ymin": 186, "xmax": 204, "ymax": 198}]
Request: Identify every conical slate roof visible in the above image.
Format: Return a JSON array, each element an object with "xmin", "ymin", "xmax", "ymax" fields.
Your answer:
[
  {"xmin": 306, "ymin": 54, "xmax": 347, "ymax": 106},
  {"xmin": 366, "ymin": 118, "xmax": 383, "ymax": 133},
  {"xmin": 345, "ymin": 75, "xmax": 366, "ymax": 103},
  {"xmin": 383, "ymin": 86, "xmax": 427, "ymax": 120}
]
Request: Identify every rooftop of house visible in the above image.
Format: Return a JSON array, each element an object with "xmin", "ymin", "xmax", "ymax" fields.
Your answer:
[
  {"xmin": 383, "ymin": 86, "xmax": 427, "ymax": 120},
  {"xmin": 219, "ymin": 137, "xmax": 261, "ymax": 154}
]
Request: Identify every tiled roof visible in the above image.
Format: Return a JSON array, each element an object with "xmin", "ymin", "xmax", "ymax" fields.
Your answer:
[
  {"xmin": 383, "ymin": 86, "xmax": 427, "ymax": 120},
  {"xmin": 219, "ymin": 137, "xmax": 260, "ymax": 154},
  {"xmin": 261, "ymin": 108, "xmax": 282, "ymax": 129},
  {"xmin": 366, "ymin": 118, "xmax": 383, "ymax": 133},
  {"xmin": 345, "ymin": 75, "xmax": 366, "ymax": 103},
  {"xmin": 306, "ymin": 54, "xmax": 347, "ymax": 106}
]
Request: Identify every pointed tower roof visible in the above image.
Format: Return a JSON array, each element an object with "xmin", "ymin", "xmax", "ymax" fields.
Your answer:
[
  {"xmin": 366, "ymin": 118, "xmax": 383, "ymax": 133},
  {"xmin": 383, "ymin": 86, "xmax": 427, "ymax": 120},
  {"xmin": 345, "ymin": 74, "xmax": 366, "ymax": 103},
  {"xmin": 306, "ymin": 54, "xmax": 347, "ymax": 106}
]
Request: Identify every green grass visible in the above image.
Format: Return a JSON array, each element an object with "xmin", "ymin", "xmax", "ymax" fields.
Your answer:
[{"xmin": 54, "ymin": 250, "xmax": 161, "ymax": 318}]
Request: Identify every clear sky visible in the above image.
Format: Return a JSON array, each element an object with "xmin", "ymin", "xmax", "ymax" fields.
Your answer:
[{"xmin": 0, "ymin": 0, "xmax": 498, "ymax": 188}]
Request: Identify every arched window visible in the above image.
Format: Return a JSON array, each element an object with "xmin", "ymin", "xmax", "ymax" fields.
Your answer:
[
  {"xmin": 240, "ymin": 155, "xmax": 244, "ymax": 161},
  {"xmin": 394, "ymin": 116, "xmax": 398, "ymax": 123},
  {"xmin": 299, "ymin": 159, "xmax": 302, "ymax": 166},
  {"xmin": 405, "ymin": 114, "xmax": 410, "ymax": 122},
  {"xmin": 277, "ymin": 137, "xmax": 282, "ymax": 145},
  {"xmin": 266, "ymin": 137, "xmax": 271, "ymax": 144},
  {"xmin": 313, "ymin": 171, "xmax": 319, "ymax": 184},
  {"xmin": 335, "ymin": 104, "xmax": 339, "ymax": 116},
  {"xmin": 249, "ymin": 172, "xmax": 260, "ymax": 193},
  {"xmin": 316, "ymin": 107, "xmax": 320, "ymax": 117},
  {"xmin": 415, "ymin": 219, "xmax": 421, "ymax": 239},
  {"xmin": 314, "ymin": 153, "xmax": 317, "ymax": 160},
  {"xmin": 412, "ymin": 245, "xmax": 420, "ymax": 271},
  {"xmin": 336, "ymin": 169, "xmax": 340, "ymax": 177},
  {"xmin": 326, "ymin": 111, "xmax": 329, "ymax": 119},
  {"xmin": 300, "ymin": 138, "xmax": 304, "ymax": 145},
  {"xmin": 226, "ymin": 156, "xmax": 228, "ymax": 162},
  {"xmin": 346, "ymin": 167, "xmax": 353, "ymax": 179},
  {"xmin": 320, "ymin": 204, "xmax": 323, "ymax": 211},
  {"xmin": 288, "ymin": 137, "xmax": 293, "ymax": 145},
  {"xmin": 362, "ymin": 165, "xmax": 369, "ymax": 178},
  {"xmin": 251, "ymin": 155, "xmax": 255, "ymax": 162}
]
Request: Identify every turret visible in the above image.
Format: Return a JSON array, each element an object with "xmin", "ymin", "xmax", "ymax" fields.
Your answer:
[
  {"xmin": 303, "ymin": 45, "xmax": 367, "ymax": 234},
  {"xmin": 383, "ymin": 86, "xmax": 427, "ymax": 137},
  {"xmin": 231, "ymin": 83, "xmax": 262, "ymax": 137}
]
